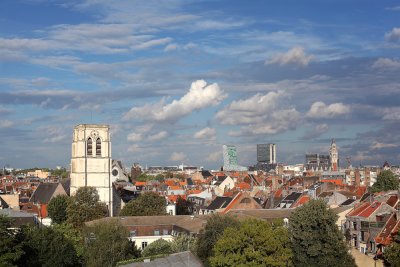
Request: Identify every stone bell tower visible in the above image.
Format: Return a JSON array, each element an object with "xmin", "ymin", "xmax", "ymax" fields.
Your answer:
[
  {"xmin": 70, "ymin": 124, "xmax": 114, "ymax": 215},
  {"xmin": 330, "ymin": 138, "xmax": 338, "ymax": 171}
]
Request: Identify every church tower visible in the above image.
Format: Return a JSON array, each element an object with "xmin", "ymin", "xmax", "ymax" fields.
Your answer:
[
  {"xmin": 70, "ymin": 124, "xmax": 114, "ymax": 216},
  {"xmin": 330, "ymin": 138, "xmax": 338, "ymax": 171}
]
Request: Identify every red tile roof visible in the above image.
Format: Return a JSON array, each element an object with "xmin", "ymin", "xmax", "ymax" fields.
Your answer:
[
  {"xmin": 168, "ymin": 185, "xmax": 182, "ymax": 190},
  {"xmin": 375, "ymin": 213, "xmax": 400, "ymax": 246},
  {"xmin": 236, "ymin": 182, "xmax": 251, "ymax": 190},
  {"xmin": 386, "ymin": 195, "xmax": 398, "ymax": 207},
  {"xmin": 274, "ymin": 188, "xmax": 283, "ymax": 198},
  {"xmin": 347, "ymin": 202, "xmax": 371, "ymax": 217},
  {"xmin": 165, "ymin": 180, "xmax": 176, "ymax": 186},
  {"xmin": 166, "ymin": 195, "xmax": 186, "ymax": 203},
  {"xmin": 135, "ymin": 181, "xmax": 146, "ymax": 186},
  {"xmin": 358, "ymin": 202, "xmax": 381, "ymax": 218},
  {"xmin": 292, "ymin": 195, "xmax": 310, "ymax": 208},
  {"xmin": 222, "ymin": 192, "xmax": 242, "ymax": 214}
]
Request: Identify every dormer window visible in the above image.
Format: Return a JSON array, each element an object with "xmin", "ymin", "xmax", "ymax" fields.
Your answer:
[
  {"xmin": 96, "ymin": 138, "xmax": 101, "ymax": 156},
  {"xmin": 87, "ymin": 137, "xmax": 93, "ymax": 156}
]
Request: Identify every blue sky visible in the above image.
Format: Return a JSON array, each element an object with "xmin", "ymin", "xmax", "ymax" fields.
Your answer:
[{"xmin": 1, "ymin": 0, "xmax": 400, "ymax": 169}]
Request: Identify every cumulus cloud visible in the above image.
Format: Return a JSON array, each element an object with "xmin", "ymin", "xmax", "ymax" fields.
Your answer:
[
  {"xmin": 206, "ymin": 151, "xmax": 221, "ymax": 162},
  {"xmin": 382, "ymin": 107, "xmax": 400, "ymax": 120},
  {"xmin": 170, "ymin": 152, "xmax": 186, "ymax": 162},
  {"xmin": 302, "ymin": 123, "xmax": 329, "ymax": 140},
  {"xmin": 194, "ymin": 127, "xmax": 216, "ymax": 139},
  {"xmin": 306, "ymin": 101, "xmax": 350, "ymax": 118},
  {"xmin": 0, "ymin": 120, "xmax": 14, "ymax": 128},
  {"xmin": 148, "ymin": 131, "xmax": 168, "ymax": 141},
  {"xmin": 123, "ymin": 80, "xmax": 226, "ymax": 122},
  {"xmin": 127, "ymin": 132, "xmax": 143, "ymax": 142},
  {"xmin": 216, "ymin": 91, "xmax": 301, "ymax": 135},
  {"xmin": 266, "ymin": 47, "xmax": 314, "ymax": 67},
  {"xmin": 370, "ymin": 142, "xmax": 398, "ymax": 150},
  {"xmin": 372, "ymin": 58, "xmax": 400, "ymax": 69},
  {"xmin": 385, "ymin": 27, "xmax": 400, "ymax": 42}
]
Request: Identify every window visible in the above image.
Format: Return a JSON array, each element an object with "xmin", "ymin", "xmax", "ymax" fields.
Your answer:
[
  {"xmin": 240, "ymin": 198, "xmax": 251, "ymax": 204},
  {"xmin": 130, "ymin": 230, "xmax": 136, "ymax": 237},
  {"xmin": 353, "ymin": 221, "xmax": 357, "ymax": 230},
  {"xmin": 87, "ymin": 137, "xmax": 93, "ymax": 156},
  {"xmin": 141, "ymin": 241, "xmax": 148, "ymax": 250},
  {"xmin": 154, "ymin": 230, "xmax": 160, "ymax": 236},
  {"xmin": 96, "ymin": 138, "xmax": 101, "ymax": 156},
  {"xmin": 163, "ymin": 229, "xmax": 169, "ymax": 235}
]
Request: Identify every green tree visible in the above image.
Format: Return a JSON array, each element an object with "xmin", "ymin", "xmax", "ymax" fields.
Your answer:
[
  {"xmin": 17, "ymin": 225, "xmax": 80, "ymax": 267},
  {"xmin": 0, "ymin": 215, "xmax": 24, "ymax": 267},
  {"xmin": 171, "ymin": 234, "xmax": 197, "ymax": 253},
  {"xmin": 120, "ymin": 192, "xmax": 166, "ymax": 216},
  {"xmin": 289, "ymin": 199, "xmax": 356, "ymax": 267},
  {"xmin": 176, "ymin": 196, "xmax": 193, "ymax": 215},
  {"xmin": 142, "ymin": 239, "xmax": 173, "ymax": 257},
  {"xmin": 371, "ymin": 170, "xmax": 399, "ymax": 193},
  {"xmin": 48, "ymin": 195, "xmax": 70, "ymax": 224},
  {"xmin": 83, "ymin": 219, "xmax": 139, "ymax": 267},
  {"xmin": 53, "ymin": 223, "xmax": 85, "ymax": 258},
  {"xmin": 210, "ymin": 219, "xmax": 292, "ymax": 267},
  {"xmin": 384, "ymin": 232, "xmax": 400, "ymax": 267},
  {"xmin": 196, "ymin": 214, "xmax": 240, "ymax": 264},
  {"xmin": 67, "ymin": 187, "xmax": 108, "ymax": 227}
]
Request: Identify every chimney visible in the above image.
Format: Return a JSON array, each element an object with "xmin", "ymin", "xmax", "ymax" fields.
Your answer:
[{"xmin": 355, "ymin": 169, "xmax": 360, "ymax": 187}]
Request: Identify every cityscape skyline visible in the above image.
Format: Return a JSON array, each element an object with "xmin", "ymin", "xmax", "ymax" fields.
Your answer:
[{"xmin": 1, "ymin": 0, "xmax": 400, "ymax": 169}]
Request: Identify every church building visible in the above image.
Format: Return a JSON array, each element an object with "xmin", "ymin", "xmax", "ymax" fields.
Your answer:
[{"xmin": 70, "ymin": 124, "xmax": 116, "ymax": 216}]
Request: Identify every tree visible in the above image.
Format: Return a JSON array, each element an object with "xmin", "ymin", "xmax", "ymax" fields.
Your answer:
[
  {"xmin": 384, "ymin": 232, "xmax": 400, "ymax": 267},
  {"xmin": 171, "ymin": 234, "xmax": 197, "ymax": 253},
  {"xmin": 196, "ymin": 214, "xmax": 240, "ymax": 263},
  {"xmin": 210, "ymin": 219, "xmax": 292, "ymax": 267},
  {"xmin": 176, "ymin": 196, "xmax": 193, "ymax": 215},
  {"xmin": 371, "ymin": 170, "xmax": 399, "ymax": 193},
  {"xmin": 0, "ymin": 215, "xmax": 24, "ymax": 267},
  {"xmin": 83, "ymin": 219, "xmax": 139, "ymax": 267},
  {"xmin": 17, "ymin": 225, "xmax": 80, "ymax": 267},
  {"xmin": 142, "ymin": 239, "xmax": 173, "ymax": 257},
  {"xmin": 289, "ymin": 199, "xmax": 356, "ymax": 267},
  {"xmin": 48, "ymin": 195, "xmax": 70, "ymax": 224},
  {"xmin": 67, "ymin": 187, "xmax": 108, "ymax": 227},
  {"xmin": 120, "ymin": 192, "xmax": 166, "ymax": 216},
  {"xmin": 53, "ymin": 223, "xmax": 85, "ymax": 258}
]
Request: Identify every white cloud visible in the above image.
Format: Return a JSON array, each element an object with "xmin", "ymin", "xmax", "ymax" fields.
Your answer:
[
  {"xmin": 194, "ymin": 127, "xmax": 216, "ymax": 139},
  {"xmin": 306, "ymin": 101, "xmax": 350, "ymax": 118},
  {"xmin": 148, "ymin": 131, "xmax": 168, "ymax": 141},
  {"xmin": 372, "ymin": 58, "xmax": 400, "ymax": 69},
  {"xmin": 385, "ymin": 27, "xmax": 400, "ymax": 42},
  {"xmin": 303, "ymin": 123, "xmax": 329, "ymax": 140},
  {"xmin": 206, "ymin": 151, "xmax": 221, "ymax": 162},
  {"xmin": 164, "ymin": 43, "xmax": 179, "ymax": 52},
  {"xmin": 0, "ymin": 120, "xmax": 14, "ymax": 128},
  {"xmin": 123, "ymin": 80, "xmax": 226, "ymax": 122},
  {"xmin": 370, "ymin": 142, "xmax": 398, "ymax": 150},
  {"xmin": 382, "ymin": 107, "xmax": 400, "ymax": 120},
  {"xmin": 127, "ymin": 132, "xmax": 143, "ymax": 142},
  {"xmin": 216, "ymin": 91, "xmax": 301, "ymax": 135},
  {"xmin": 170, "ymin": 152, "xmax": 186, "ymax": 162},
  {"xmin": 266, "ymin": 47, "xmax": 314, "ymax": 67}
]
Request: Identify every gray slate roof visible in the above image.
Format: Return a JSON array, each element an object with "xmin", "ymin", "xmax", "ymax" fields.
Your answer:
[{"xmin": 29, "ymin": 183, "xmax": 61, "ymax": 204}]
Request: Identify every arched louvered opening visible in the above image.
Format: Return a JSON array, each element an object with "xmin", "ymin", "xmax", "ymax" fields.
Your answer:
[
  {"xmin": 87, "ymin": 137, "xmax": 93, "ymax": 156},
  {"xmin": 96, "ymin": 137, "xmax": 101, "ymax": 156}
]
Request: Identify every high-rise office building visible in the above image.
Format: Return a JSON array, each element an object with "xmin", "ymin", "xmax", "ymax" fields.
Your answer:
[
  {"xmin": 257, "ymin": 144, "xmax": 276, "ymax": 164},
  {"xmin": 222, "ymin": 145, "xmax": 247, "ymax": 171}
]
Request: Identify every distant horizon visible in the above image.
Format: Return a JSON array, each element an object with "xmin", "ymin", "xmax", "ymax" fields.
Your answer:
[{"xmin": 1, "ymin": 1, "xmax": 400, "ymax": 169}]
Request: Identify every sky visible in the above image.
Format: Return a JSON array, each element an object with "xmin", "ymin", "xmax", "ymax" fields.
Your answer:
[{"xmin": 1, "ymin": 0, "xmax": 400, "ymax": 170}]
